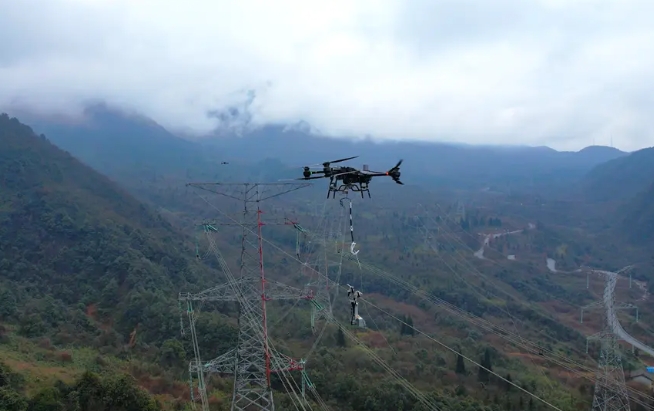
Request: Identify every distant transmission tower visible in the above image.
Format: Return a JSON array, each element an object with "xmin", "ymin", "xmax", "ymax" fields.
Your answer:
[
  {"xmin": 455, "ymin": 201, "xmax": 466, "ymax": 223},
  {"xmin": 304, "ymin": 203, "xmax": 348, "ymax": 333},
  {"xmin": 580, "ymin": 269, "xmax": 632, "ymax": 411},
  {"xmin": 180, "ymin": 182, "xmax": 313, "ymax": 411}
]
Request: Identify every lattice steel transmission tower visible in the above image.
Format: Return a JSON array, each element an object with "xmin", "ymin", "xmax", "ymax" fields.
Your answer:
[
  {"xmin": 580, "ymin": 269, "xmax": 632, "ymax": 411},
  {"xmin": 303, "ymin": 203, "xmax": 348, "ymax": 333},
  {"xmin": 180, "ymin": 182, "xmax": 313, "ymax": 411}
]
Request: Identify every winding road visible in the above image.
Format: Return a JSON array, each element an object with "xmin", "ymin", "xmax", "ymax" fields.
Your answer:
[
  {"xmin": 596, "ymin": 269, "xmax": 654, "ymax": 358},
  {"xmin": 474, "ymin": 226, "xmax": 654, "ymax": 358},
  {"xmin": 473, "ymin": 223, "xmax": 534, "ymax": 259}
]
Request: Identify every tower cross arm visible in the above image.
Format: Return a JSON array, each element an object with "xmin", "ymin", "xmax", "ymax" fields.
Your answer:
[
  {"xmin": 197, "ymin": 349, "xmax": 237, "ymax": 374},
  {"xmin": 264, "ymin": 279, "xmax": 314, "ymax": 301},
  {"xmin": 270, "ymin": 352, "xmax": 305, "ymax": 372},
  {"xmin": 186, "ymin": 182, "xmax": 311, "ymax": 203},
  {"xmin": 200, "ymin": 350, "xmax": 305, "ymax": 375},
  {"xmin": 180, "ymin": 277, "xmax": 314, "ymax": 303},
  {"xmin": 179, "ymin": 278, "xmax": 247, "ymax": 302},
  {"xmin": 587, "ymin": 330, "xmax": 604, "ymax": 342}
]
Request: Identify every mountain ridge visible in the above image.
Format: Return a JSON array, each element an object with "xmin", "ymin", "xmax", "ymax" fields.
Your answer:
[
  {"xmin": 0, "ymin": 113, "xmax": 212, "ymax": 345},
  {"xmin": 7, "ymin": 104, "xmax": 628, "ymax": 195},
  {"xmin": 581, "ymin": 146, "xmax": 654, "ymax": 203}
]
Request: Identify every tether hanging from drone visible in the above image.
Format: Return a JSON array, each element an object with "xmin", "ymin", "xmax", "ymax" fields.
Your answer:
[{"xmin": 340, "ymin": 197, "xmax": 361, "ymax": 260}]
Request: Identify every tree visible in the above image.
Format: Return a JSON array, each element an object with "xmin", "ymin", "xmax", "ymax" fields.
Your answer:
[
  {"xmin": 70, "ymin": 372, "xmax": 158, "ymax": 411},
  {"xmin": 74, "ymin": 371, "xmax": 105, "ymax": 411},
  {"xmin": 102, "ymin": 375, "xmax": 159, "ymax": 411},
  {"xmin": 400, "ymin": 315, "xmax": 415, "ymax": 336},
  {"xmin": 0, "ymin": 362, "xmax": 10, "ymax": 388},
  {"xmin": 477, "ymin": 348, "xmax": 492, "ymax": 384},
  {"xmin": 406, "ymin": 316, "xmax": 415, "ymax": 336},
  {"xmin": 100, "ymin": 278, "xmax": 120, "ymax": 310},
  {"xmin": 0, "ymin": 387, "xmax": 27, "ymax": 411},
  {"xmin": 455, "ymin": 353, "xmax": 466, "ymax": 375},
  {"xmin": 18, "ymin": 314, "xmax": 46, "ymax": 338},
  {"xmin": 28, "ymin": 387, "xmax": 64, "ymax": 411},
  {"xmin": 505, "ymin": 373, "xmax": 513, "ymax": 391},
  {"xmin": 0, "ymin": 289, "xmax": 17, "ymax": 320},
  {"xmin": 336, "ymin": 328, "xmax": 346, "ymax": 347},
  {"xmin": 159, "ymin": 339, "xmax": 186, "ymax": 367}
]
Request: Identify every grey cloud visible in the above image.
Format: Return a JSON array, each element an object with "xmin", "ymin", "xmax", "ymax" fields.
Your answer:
[{"xmin": 0, "ymin": 0, "xmax": 653, "ymax": 151}]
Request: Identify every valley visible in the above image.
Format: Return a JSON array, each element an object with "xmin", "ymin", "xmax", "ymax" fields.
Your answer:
[{"xmin": 1, "ymin": 111, "xmax": 654, "ymax": 411}]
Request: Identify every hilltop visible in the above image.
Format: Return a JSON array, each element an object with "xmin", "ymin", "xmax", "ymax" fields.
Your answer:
[
  {"xmin": 571, "ymin": 145, "xmax": 654, "ymax": 251},
  {"xmin": 581, "ymin": 146, "xmax": 654, "ymax": 203}
]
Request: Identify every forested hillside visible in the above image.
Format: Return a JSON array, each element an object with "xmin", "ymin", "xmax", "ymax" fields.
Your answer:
[
  {"xmin": 3, "ymin": 113, "xmax": 653, "ymax": 411},
  {"xmin": 619, "ymin": 181, "xmax": 654, "ymax": 246},
  {"xmin": 0, "ymin": 113, "xmax": 220, "ymax": 409},
  {"xmin": 581, "ymin": 146, "xmax": 654, "ymax": 203},
  {"xmin": 0, "ymin": 113, "xmax": 214, "ymax": 342}
]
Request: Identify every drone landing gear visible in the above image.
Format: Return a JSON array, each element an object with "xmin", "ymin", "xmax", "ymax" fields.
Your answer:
[{"xmin": 327, "ymin": 184, "xmax": 371, "ymax": 199}]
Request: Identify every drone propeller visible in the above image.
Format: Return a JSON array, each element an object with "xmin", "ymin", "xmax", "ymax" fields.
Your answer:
[
  {"xmin": 387, "ymin": 159, "xmax": 403, "ymax": 185},
  {"xmin": 323, "ymin": 155, "xmax": 358, "ymax": 167},
  {"xmin": 389, "ymin": 159, "xmax": 403, "ymax": 171}
]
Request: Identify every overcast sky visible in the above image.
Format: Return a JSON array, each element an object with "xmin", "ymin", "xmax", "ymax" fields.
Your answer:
[{"xmin": 1, "ymin": 0, "xmax": 654, "ymax": 151}]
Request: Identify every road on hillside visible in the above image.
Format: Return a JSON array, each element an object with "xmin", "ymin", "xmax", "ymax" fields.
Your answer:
[
  {"xmin": 473, "ymin": 225, "xmax": 654, "ymax": 357},
  {"xmin": 473, "ymin": 223, "xmax": 534, "ymax": 259},
  {"xmin": 597, "ymin": 270, "xmax": 654, "ymax": 358}
]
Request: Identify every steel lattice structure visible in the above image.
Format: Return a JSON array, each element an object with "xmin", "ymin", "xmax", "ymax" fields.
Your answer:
[
  {"xmin": 303, "ymin": 203, "xmax": 348, "ymax": 333},
  {"xmin": 581, "ymin": 270, "xmax": 632, "ymax": 411},
  {"xmin": 181, "ymin": 182, "xmax": 312, "ymax": 411}
]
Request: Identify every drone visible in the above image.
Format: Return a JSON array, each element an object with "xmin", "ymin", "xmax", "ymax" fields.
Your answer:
[{"xmin": 298, "ymin": 156, "xmax": 403, "ymax": 198}]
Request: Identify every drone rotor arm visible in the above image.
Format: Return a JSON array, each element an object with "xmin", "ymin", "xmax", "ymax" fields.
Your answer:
[
  {"xmin": 332, "ymin": 170, "xmax": 359, "ymax": 177},
  {"xmin": 297, "ymin": 175, "xmax": 328, "ymax": 180}
]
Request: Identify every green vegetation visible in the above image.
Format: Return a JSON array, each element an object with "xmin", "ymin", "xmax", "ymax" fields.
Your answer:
[
  {"xmin": 0, "ymin": 358, "xmax": 159, "ymax": 411},
  {"xmin": 0, "ymin": 114, "xmax": 219, "ymax": 408},
  {"xmin": 3, "ymin": 112, "xmax": 654, "ymax": 410}
]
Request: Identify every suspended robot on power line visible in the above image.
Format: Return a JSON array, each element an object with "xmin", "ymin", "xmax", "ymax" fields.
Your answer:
[{"xmin": 347, "ymin": 284, "xmax": 366, "ymax": 327}]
